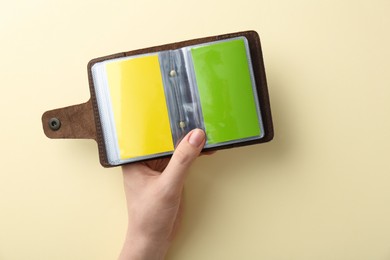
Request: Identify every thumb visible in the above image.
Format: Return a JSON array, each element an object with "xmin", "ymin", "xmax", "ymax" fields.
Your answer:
[{"xmin": 162, "ymin": 129, "xmax": 206, "ymax": 186}]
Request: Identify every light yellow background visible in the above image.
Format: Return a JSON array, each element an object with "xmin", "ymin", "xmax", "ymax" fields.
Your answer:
[{"xmin": 1, "ymin": 0, "xmax": 389, "ymax": 259}]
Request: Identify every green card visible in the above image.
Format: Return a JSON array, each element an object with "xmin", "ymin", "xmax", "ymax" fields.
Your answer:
[{"xmin": 191, "ymin": 38, "xmax": 262, "ymax": 145}]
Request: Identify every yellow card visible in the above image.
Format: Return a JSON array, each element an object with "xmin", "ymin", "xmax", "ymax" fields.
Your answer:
[{"xmin": 105, "ymin": 54, "xmax": 174, "ymax": 159}]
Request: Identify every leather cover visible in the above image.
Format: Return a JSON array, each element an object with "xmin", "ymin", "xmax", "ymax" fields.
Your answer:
[{"xmin": 42, "ymin": 30, "xmax": 274, "ymax": 167}]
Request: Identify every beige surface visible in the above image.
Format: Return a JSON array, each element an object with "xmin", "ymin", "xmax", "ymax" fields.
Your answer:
[{"xmin": 1, "ymin": 0, "xmax": 390, "ymax": 259}]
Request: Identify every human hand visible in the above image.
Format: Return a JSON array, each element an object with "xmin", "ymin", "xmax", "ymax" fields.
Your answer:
[{"xmin": 119, "ymin": 129, "xmax": 206, "ymax": 260}]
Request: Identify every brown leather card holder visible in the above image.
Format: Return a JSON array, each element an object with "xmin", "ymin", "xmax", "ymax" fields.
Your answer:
[{"xmin": 42, "ymin": 30, "xmax": 274, "ymax": 167}]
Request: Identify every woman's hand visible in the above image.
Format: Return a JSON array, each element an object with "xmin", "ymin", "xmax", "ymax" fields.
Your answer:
[{"xmin": 119, "ymin": 129, "xmax": 206, "ymax": 260}]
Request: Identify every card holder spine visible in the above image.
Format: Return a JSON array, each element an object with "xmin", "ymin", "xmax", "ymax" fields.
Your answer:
[{"xmin": 159, "ymin": 49, "xmax": 204, "ymax": 147}]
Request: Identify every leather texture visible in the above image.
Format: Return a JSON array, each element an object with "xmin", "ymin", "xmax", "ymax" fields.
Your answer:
[
  {"xmin": 42, "ymin": 100, "xmax": 97, "ymax": 140},
  {"xmin": 42, "ymin": 30, "xmax": 274, "ymax": 167}
]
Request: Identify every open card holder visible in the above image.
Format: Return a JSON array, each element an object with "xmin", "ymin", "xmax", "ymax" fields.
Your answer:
[{"xmin": 42, "ymin": 30, "xmax": 274, "ymax": 167}]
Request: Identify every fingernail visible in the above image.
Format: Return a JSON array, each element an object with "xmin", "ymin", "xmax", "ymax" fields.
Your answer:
[{"xmin": 188, "ymin": 129, "xmax": 205, "ymax": 147}]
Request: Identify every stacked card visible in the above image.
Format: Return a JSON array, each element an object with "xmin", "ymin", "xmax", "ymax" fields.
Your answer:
[{"xmin": 92, "ymin": 37, "xmax": 264, "ymax": 165}]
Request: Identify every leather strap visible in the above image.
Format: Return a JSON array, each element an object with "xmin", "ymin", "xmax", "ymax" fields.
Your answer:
[{"xmin": 42, "ymin": 100, "xmax": 97, "ymax": 140}]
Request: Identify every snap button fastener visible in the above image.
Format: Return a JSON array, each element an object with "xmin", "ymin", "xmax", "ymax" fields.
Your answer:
[
  {"xmin": 49, "ymin": 117, "xmax": 61, "ymax": 131},
  {"xmin": 179, "ymin": 121, "xmax": 186, "ymax": 129},
  {"xmin": 169, "ymin": 70, "xmax": 177, "ymax": 77}
]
